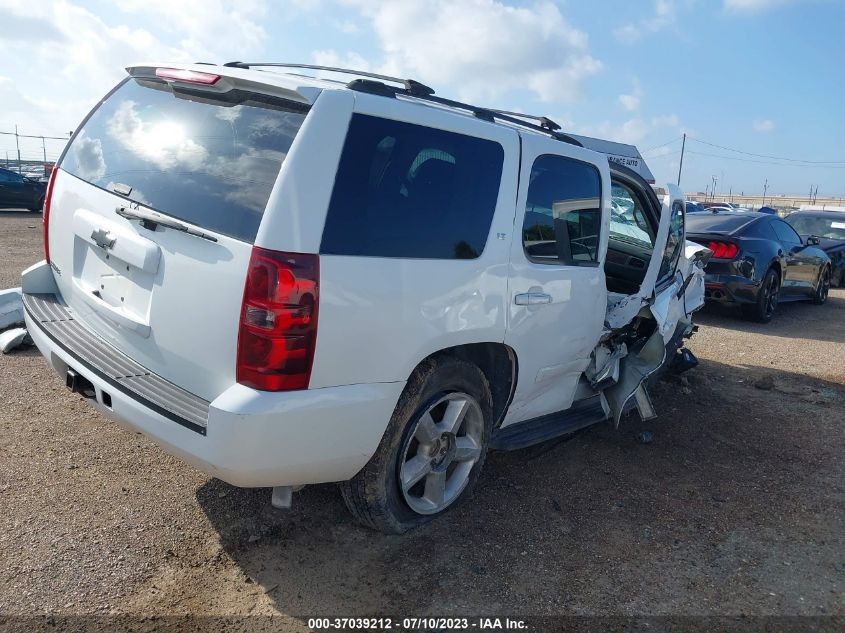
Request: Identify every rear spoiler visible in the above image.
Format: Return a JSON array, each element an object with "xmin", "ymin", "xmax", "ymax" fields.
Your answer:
[
  {"xmin": 126, "ymin": 63, "xmax": 319, "ymax": 105},
  {"xmin": 568, "ymin": 134, "xmax": 655, "ymax": 184}
]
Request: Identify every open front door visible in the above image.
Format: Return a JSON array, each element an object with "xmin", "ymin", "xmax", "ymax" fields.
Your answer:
[{"xmin": 604, "ymin": 183, "xmax": 689, "ymax": 426}]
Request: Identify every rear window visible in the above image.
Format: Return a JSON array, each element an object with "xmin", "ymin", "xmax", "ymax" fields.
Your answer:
[
  {"xmin": 60, "ymin": 77, "xmax": 309, "ymax": 242},
  {"xmin": 686, "ymin": 213, "xmax": 757, "ymax": 234},
  {"xmin": 320, "ymin": 114, "xmax": 504, "ymax": 259}
]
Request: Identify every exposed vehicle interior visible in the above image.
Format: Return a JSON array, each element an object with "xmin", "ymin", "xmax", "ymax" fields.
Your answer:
[{"xmin": 604, "ymin": 166, "xmax": 660, "ymax": 294}]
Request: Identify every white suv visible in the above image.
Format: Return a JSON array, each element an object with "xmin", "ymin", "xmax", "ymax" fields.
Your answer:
[{"xmin": 22, "ymin": 62, "xmax": 707, "ymax": 533}]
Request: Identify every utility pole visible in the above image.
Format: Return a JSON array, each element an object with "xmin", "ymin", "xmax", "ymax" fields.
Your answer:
[
  {"xmin": 677, "ymin": 132, "xmax": 686, "ymax": 186},
  {"xmin": 813, "ymin": 185, "xmax": 819, "ymax": 204},
  {"xmin": 729, "ymin": 187, "xmax": 733, "ymax": 202},
  {"xmin": 14, "ymin": 124, "xmax": 21, "ymax": 173},
  {"xmin": 762, "ymin": 178, "xmax": 768, "ymax": 206},
  {"xmin": 711, "ymin": 175, "xmax": 718, "ymax": 201}
]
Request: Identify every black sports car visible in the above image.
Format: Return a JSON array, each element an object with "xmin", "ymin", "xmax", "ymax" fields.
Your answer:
[
  {"xmin": 784, "ymin": 210, "xmax": 845, "ymax": 288},
  {"xmin": 687, "ymin": 210, "xmax": 831, "ymax": 322},
  {"xmin": 0, "ymin": 167, "xmax": 47, "ymax": 212}
]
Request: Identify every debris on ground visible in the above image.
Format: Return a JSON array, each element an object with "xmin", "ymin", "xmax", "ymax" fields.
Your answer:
[
  {"xmin": 0, "ymin": 327, "xmax": 30, "ymax": 353},
  {"xmin": 0, "ymin": 287, "xmax": 23, "ymax": 329},
  {"xmin": 636, "ymin": 430, "xmax": 654, "ymax": 444}
]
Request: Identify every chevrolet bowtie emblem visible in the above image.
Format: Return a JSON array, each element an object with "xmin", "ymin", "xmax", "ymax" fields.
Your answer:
[{"xmin": 91, "ymin": 228, "xmax": 117, "ymax": 250}]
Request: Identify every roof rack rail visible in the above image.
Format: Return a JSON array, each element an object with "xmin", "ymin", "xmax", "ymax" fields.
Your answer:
[
  {"xmin": 341, "ymin": 79, "xmax": 581, "ymax": 146},
  {"xmin": 222, "ymin": 62, "xmax": 435, "ymax": 97},
  {"xmin": 221, "ymin": 61, "xmax": 581, "ymax": 147},
  {"xmin": 420, "ymin": 95, "xmax": 581, "ymax": 146},
  {"xmin": 487, "ymin": 109, "xmax": 561, "ymax": 131}
]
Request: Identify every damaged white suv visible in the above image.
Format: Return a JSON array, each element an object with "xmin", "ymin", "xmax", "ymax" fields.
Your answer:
[{"xmin": 22, "ymin": 62, "xmax": 707, "ymax": 533}]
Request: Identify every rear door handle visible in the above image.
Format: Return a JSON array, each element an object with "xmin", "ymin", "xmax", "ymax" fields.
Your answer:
[{"xmin": 514, "ymin": 292, "xmax": 552, "ymax": 306}]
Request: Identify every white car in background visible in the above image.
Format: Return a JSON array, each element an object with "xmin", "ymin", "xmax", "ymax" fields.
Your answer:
[{"xmin": 22, "ymin": 62, "xmax": 707, "ymax": 533}]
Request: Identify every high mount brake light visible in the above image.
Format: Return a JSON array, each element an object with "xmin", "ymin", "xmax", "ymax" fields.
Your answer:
[
  {"xmin": 155, "ymin": 68, "xmax": 221, "ymax": 85},
  {"xmin": 707, "ymin": 241, "xmax": 739, "ymax": 259},
  {"xmin": 237, "ymin": 248, "xmax": 319, "ymax": 391},
  {"xmin": 42, "ymin": 167, "xmax": 58, "ymax": 264}
]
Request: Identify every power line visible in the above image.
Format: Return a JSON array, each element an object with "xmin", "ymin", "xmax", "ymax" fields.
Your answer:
[
  {"xmin": 685, "ymin": 149, "xmax": 845, "ymax": 168},
  {"xmin": 0, "ymin": 130, "xmax": 71, "ymax": 141},
  {"xmin": 643, "ymin": 135, "xmax": 682, "ymax": 153},
  {"xmin": 688, "ymin": 136, "xmax": 845, "ymax": 165},
  {"xmin": 643, "ymin": 149, "xmax": 682, "ymax": 159}
]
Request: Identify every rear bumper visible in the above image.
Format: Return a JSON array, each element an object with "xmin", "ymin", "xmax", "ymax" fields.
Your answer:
[
  {"xmin": 703, "ymin": 273, "xmax": 760, "ymax": 305},
  {"xmin": 22, "ymin": 263, "xmax": 404, "ymax": 488}
]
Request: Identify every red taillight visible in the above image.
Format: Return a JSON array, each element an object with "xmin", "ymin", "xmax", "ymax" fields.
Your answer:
[
  {"xmin": 707, "ymin": 241, "xmax": 738, "ymax": 259},
  {"xmin": 236, "ymin": 248, "xmax": 319, "ymax": 391},
  {"xmin": 42, "ymin": 167, "xmax": 58, "ymax": 264},
  {"xmin": 155, "ymin": 67, "xmax": 221, "ymax": 85}
]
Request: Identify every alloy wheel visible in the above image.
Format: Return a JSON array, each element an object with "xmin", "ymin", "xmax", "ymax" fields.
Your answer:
[
  {"xmin": 399, "ymin": 392, "xmax": 484, "ymax": 515},
  {"xmin": 763, "ymin": 273, "xmax": 779, "ymax": 319},
  {"xmin": 818, "ymin": 269, "xmax": 830, "ymax": 302}
]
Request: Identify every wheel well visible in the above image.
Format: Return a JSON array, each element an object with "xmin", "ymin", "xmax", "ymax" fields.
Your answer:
[
  {"xmin": 769, "ymin": 261, "xmax": 782, "ymax": 280},
  {"xmin": 420, "ymin": 343, "xmax": 517, "ymax": 429}
]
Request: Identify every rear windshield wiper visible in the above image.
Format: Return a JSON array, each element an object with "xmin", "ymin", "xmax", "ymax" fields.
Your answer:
[{"xmin": 116, "ymin": 204, "xmax": 218, "ymax": 243}]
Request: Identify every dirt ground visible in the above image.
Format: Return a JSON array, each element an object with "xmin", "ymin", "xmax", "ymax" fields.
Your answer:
[{"xmin": 0, "ymin": 210, "xmax": 843, "ymax": 629}]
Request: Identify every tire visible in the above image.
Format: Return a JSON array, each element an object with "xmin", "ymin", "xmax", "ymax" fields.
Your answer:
[
  {"xmin": 29, "ymin": 198, "xmax": 44, "ymax": 213},
  {"xmin": 742, "ymin": 267, "xmax": 780, "ymax": 323},
  {"xmin": 340, "ymin": 356, "xmax": 493, "ymax": 534},
  {"xmin": 812, "ymin": 266, "xmax": 830, "ymax": 305}
]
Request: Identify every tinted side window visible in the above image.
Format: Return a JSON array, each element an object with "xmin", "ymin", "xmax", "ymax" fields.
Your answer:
[
  {"xmin": 522, "ymin": 155, "xmax": 601, "ymax": 265},
  {"xmin": 749, "ymin": 218, "xmax": 777, "ymax": 240},
  {"xmin": 320, "ymin": 114, "xmax": 505, "ymax": 259},
  {"xmin": 0, "ymin": 170, "xmax": 22, "ymax": 183},
  {"xmin": 772, "ymin": 220, "xmax": 802, "ymax": 246}
]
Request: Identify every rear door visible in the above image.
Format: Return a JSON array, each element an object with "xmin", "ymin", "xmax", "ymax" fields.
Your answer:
[
  {"xmin": 502, "ymin": 135, "xmax": 609, "ymax": 425},
  {"xmin": 47, "ymin": 68, "xmax": 312, "ymax": 400}
]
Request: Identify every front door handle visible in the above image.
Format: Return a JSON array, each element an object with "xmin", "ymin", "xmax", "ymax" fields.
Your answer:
[{"xmin": 514, "ymin": 292, "xmax": 552, "ymax": 306}]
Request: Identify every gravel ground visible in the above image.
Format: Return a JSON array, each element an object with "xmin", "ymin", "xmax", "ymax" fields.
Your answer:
[{"xmin": 0, "ymin": 210, "xmax": 843, "ymax": 629}]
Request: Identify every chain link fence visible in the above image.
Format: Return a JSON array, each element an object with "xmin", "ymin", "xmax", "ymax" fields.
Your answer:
[{"xmin": 0, "ymin": 128, "xmax": 72, "ymax": 179}]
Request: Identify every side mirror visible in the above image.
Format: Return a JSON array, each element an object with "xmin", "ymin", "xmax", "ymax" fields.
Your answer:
[{"xmin": 806, "ymin": 235, "xmax": 821, "ymax": 246}]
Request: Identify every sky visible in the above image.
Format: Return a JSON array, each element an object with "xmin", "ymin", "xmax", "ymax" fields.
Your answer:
[{"xmin": 1, "ymin": 0, "xmax": 843, "ymax": 197}]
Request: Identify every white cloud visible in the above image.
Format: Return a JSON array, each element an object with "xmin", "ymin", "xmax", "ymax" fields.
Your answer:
[
  {"xmin": 0, "ymin": 0, "xmax": 192, "ymax": 135},
  {"xmin": 576, "ymin": 112, "xmax": 682, "ymax": 146},
  {"xmin": 338, "ymin": 0, "xmax": 602, "ymax": 103},
  {"xmin": 614, "ymin": 0, "xmax": 678, "ymax": 44},
  {"xmin": 724, "ymin": 0, "xmax": 793, "ymax": 11},
  {"xmin": 0, "ymin": 0, "xmax": 270, "ymax": 144},
  {"xmin": 618, "ymin": 78, "xmax": 643, "ymax": 111},
  {"xmin": 111, "ymin": 0, "xmax": 268, "ymax": 59},
  {"xmin": 753, "ymin": 118, "xmax": 775, "ymax": 132},
  {"xmin": 312, "ymin": 49, "xmax": 373, "ymax": 73}
]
